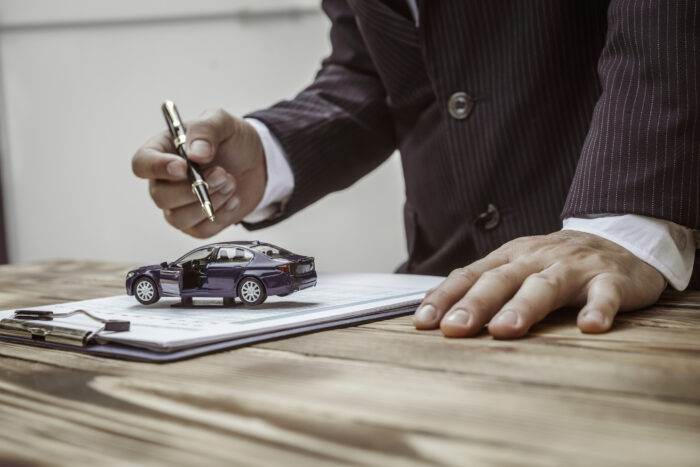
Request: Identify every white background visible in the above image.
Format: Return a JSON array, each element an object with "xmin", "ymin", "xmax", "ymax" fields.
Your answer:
[{"xmin": 0, "ymin": 0, "xmax": 407, "ymax": 272}]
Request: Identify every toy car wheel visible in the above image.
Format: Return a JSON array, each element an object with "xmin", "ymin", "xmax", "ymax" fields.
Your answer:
[
  {"xmin": 238, "ymin": 277, "xmax": 266, "ymax": 306},
  {"xmin": 134, "ymin": 277, "xmax": 159, "ymax": 305}
]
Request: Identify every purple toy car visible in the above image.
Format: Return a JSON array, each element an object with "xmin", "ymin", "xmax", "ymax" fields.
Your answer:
[{"xmin": 126, "ymin": 241, "xmax": 316, "ymax": 306}]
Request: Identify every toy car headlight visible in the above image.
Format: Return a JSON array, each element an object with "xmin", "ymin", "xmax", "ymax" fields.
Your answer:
[{"xmin": 127, "ymin": 271, "xmax": 135, "ymax": 278}]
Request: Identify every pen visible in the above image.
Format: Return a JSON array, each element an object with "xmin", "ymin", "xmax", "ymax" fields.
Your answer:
[{"xmin": 161, "ymin": 100, "xmax": 215, "ymax": 222}]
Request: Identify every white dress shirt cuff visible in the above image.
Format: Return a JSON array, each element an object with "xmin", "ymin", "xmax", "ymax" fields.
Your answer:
[
  {"xmin": 562, "ymin": 215, "xmax": 697, "ymax": 291},
  {"xmin": 242, "ymin": 118, "xmax": 295, "ymax": 224}
]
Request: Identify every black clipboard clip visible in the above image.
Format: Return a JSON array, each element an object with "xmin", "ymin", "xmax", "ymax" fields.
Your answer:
[{"xmin": 0, "ymin": 309, "xmax": 130, "ymax": 347}]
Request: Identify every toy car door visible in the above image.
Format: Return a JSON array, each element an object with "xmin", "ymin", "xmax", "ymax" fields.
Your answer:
[
  {"xmin": 205, "ymin": 247, "xmax": 254, "ymax": 294},
  {"xmin": 159, "ymin": 265, "xmax": 182, "ymax": 295},
  {"xmin": 163, "ymin": 247, "xmax": 215, "ymax": 294}
]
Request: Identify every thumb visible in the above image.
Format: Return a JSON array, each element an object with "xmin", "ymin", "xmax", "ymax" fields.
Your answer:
[{"xmin": 185, "ymin": 108, "xmax": 237, "ymax": 164}]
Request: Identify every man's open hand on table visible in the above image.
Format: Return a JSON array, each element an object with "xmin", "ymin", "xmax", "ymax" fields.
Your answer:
[{"xmin": 413, "ymin": 230, "xmax": 666, "ymax": 338}]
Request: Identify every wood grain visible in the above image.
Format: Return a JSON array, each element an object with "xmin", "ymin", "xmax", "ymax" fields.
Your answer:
[{"xmin": 0, "ymin": 261, "xmax": 699, "ymax": 466}]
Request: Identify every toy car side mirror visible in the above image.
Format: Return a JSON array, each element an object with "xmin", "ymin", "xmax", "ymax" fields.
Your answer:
[{"xmin": 160, "ymin": 261, "xmax": 168, "ymax": 268}]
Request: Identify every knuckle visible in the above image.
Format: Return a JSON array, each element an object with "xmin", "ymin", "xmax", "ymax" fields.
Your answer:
[
  {"xmin": 462, "ymin": 295, "xmax": 490, "ymax": 312},
  {"xmin": 131, "ymin": 153, "xmax": 141, "ymax": 174},
  {"xmin": 201, "ymin": 107, "xmax": 229, "ymax": 130},
  {"xmin": 184, "ymin": 225, "xmax": 207, "ymax": 239},
  {"xmin": 149, "ymin": 184, "xmax": 167, "ymax": 209},
  {"xmin": 482, "ymin": 266, "xmax": 518, "ymax": 285},
  {"xmin": 131, "ymin": 152, "xmax": 148, "ymax": 177},
  {"xmin": 589, "ymin": 289, "xmax": 619, "ymax": 310},
  {"xmin": 479, "ymin": 270, "xmax": 499, "ymax": 282},
  {"xmin": 481, "ymin": 269, "xmax": 500, "ymax": 280},
  {"xmin": 526, "ymin": 271, "xmax": 562, "ymax": 290},
  {"xmin": 496, "ymin": 241, "xmax": 516, "ymax": 260},
  {"xmin": 212, "ymin": 107, "xmax": 227, "ymax": 120},
  {"xmin": 605, "ymin": 261, "xmax": 625, "ymax": 275},
  {"xmin": 500, "ymin": 236, "xmax": 529, "ymax": 254},
  {"xmin": 451, "ymin": 267, "xmax": 479, "ymax": 285},
  {"xmin": 510, "ymin": 295, "xmax": 538, "ymax": 314},
  {"xmin": 590, "ymin": 275, "xmax": 625, "ymax": 301},
  {"xmin": 500, "ymin": 235, "xmax": 551, "ymax": 261},
  {"xmin": 163, "ymin": 210, "xmax": 177, "ymax": 228},
  {"xmin": 595, "ymin": 270, "xmax": 622, "ymax": 285},
  {"xmin": 555, "ymin": 263, "xmax": 576, "ymax": 280},
  {"xmin": 194, "ymin": 118, "xmax": 217, "ymax": 136},
  {"xmin": 423, "ymin": 285, "xmax": 440, "ymax": 300},
  {"xmin": 429, "ymin": 287, "xmax": 454, "ymax": 304},
  {"xmin": 200, "ymin": 107, "xmax": 219, "ymax": 118},
  {"xmin": 588, "ymin": 250, "xmax": 606, "ymax": 263},
  {"xmin": 603, "ymin": 276, "xmax": 624, "ymax": 295},
  {"xmin": 502, "ymin": 237, "xmax": 524, "ymax": 250},
  {"xmin": 204, "ymin": 166, "xmax": 222, "ymax": 178}
]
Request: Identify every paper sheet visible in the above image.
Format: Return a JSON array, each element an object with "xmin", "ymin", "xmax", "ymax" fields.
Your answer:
[{"xmin": 1, "ymin": 273, "xmax": 443, "ymax": 352}]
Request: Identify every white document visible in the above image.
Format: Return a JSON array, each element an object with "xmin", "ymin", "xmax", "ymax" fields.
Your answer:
[{"xmin": 1, "ymin": 273, "xmax": 443, "ymax": 352}]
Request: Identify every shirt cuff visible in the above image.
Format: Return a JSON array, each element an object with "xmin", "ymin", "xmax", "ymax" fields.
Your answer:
[
  {"xmin": 242, "ymin": 118, "xmax": 295, "ymax": 224},
  {"xmin": 562, "ymin": 214, "xmax": 697, "ymax": 291}
]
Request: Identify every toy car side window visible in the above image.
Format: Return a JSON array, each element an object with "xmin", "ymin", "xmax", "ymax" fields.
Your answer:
[
  {"xmin": 251, "ymin": 244, "xmax": 292, "ymax": 259},
  {"xmin": 177, "ymin": 247, "xmax": 214, "ymax": 266},
  {"xmin": 217, "ymin": 248, "xmax": 252, "ymax": 263}
]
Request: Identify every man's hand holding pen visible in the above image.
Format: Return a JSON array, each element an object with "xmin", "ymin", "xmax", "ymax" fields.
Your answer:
[{"xmin": 132, "ymin": 108, "xmax": 266, "ymax": 237}]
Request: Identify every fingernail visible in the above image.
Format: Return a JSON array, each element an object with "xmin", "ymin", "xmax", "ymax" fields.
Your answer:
[
  {"xmin": 208, "ymin": 174, "xmax": 227, "ymax": 188},
  {"xmin": 495, "ymin": 310, "xmax": 518, "ymax": 326},
  {"xmin": 220, "ymin": 181, "xmax": 235, "ymax": 195},
  {"xmin": 166, "ymin": 160, "xmax": 186, "ymax": 177},
  {"xmin": 443, "ymin": 309, "xmax": 472, "ymax": 326},
  {"xmin": 189, "ymin": 140, "xmax": 211, "ymax": 159},
  {"xmin": 581, "ymin": 309, "xmax": 604, "ymax": 324},
  {"xmin": 414, "ymin": 304, "xmax": 437, "ymax": 322},
  {"xmin": 226, "ymin": 197, "xmax": 240, "ymax": 211}
]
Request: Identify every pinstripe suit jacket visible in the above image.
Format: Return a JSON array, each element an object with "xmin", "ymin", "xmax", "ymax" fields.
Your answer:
[{"xmin": 248, "ymin": 0, "xmax": 700, "ymax": 288}]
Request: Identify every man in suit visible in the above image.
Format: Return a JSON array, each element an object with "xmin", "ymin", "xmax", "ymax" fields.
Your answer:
[{"xmin": 132, "ymin": 0, "xmax": 699, "ymax": 338}]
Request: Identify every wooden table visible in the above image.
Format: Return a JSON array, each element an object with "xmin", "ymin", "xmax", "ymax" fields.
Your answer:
[{"xmin": 0, "ymin": 261, "xmax": 699, "ymax": 466}]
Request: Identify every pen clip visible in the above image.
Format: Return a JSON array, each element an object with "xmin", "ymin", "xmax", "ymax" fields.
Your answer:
[{"xmin": 162, "ymin": 100, "xmax": 185, "ymax": 135}]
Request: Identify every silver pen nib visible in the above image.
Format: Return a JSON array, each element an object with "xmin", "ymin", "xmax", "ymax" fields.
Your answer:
[{"xmin": 202, "ymin": 202, "xmax": 215, "ymax": 222}]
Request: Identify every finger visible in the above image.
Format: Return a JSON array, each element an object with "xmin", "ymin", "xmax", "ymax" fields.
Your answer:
[
  {"xmin": 164, "ymin": 189, "xmax": 236, "ymax": 231},
  {"xmin": 132, "ymin": 131, "xmax": 189, "ymax": 180},
  {"xmin": 149, "ymin": 167, "xmax": 235, "ymax": 210},
  {"xmin": 577, "ymin": 274, "xmax": 623, "ymax": 334},
  {"xmin": 185, "ymin": 108, "xmax": 237, "ymax": 164},
  {"xmin": 183, "ymin": 196, "xmax": 243, "ymax": 239},
  {"xmin": 133, "ymin": 150, "xmax": 188, "ymax": 181},
  {"xmin": 439, "ymin": 261, "xmax": 540, "ymax": 337},
  {"xmin": 413, "ymin": 254, "xmax": 508, "ymax": 330},
  {"xmin": 488, "ymin": 263, "xmax": 581, "ymax": 339}
]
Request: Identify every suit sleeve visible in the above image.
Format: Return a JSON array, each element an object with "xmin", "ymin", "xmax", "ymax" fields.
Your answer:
[
  {"xmin": 562, "ymin": 0, "xmax": 700, "ymax": 230},
  {"xmin": 243, "ymin": 0, "xmax": 396, "ymax": 229}
]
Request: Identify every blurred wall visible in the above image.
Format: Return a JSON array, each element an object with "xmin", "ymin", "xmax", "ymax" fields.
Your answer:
[{"xmin": 0, "ymin": 0, "xmax": 407, "ymax": 272}]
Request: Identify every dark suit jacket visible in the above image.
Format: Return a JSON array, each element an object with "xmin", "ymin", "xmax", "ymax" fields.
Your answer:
[{"xmin": 248, "ymin": 0, "xmax": 700, "ymax": 289}]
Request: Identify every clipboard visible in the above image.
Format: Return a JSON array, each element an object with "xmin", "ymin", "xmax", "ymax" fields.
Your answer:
[{"xmin": 0, "ymin": 306, "xmax": 417, "ymax": 363}]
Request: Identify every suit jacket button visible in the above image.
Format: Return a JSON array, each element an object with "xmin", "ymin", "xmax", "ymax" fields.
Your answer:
[
  {"xmin": 448, "ymin": 92, "xmax": 474, "ymax": 119},
  {"xmin": 475, "ymin": 204, "xmax": 501, "ymax": 230}
]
